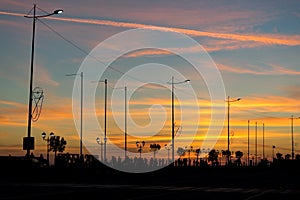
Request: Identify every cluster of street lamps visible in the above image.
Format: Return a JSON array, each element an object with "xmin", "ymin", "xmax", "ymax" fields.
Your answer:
[
  {"xmin": 96, "ymin": 137, "xmax": 105, "ymax": 162},
  {"xmin": 41, "ymin": 131, "xmax": 54, "ymax": 165}
]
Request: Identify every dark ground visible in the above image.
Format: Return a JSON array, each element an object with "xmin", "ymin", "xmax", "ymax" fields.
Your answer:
[{"xmin": 1, "ymin": 157, "xmax": 299, "ymax": 199}]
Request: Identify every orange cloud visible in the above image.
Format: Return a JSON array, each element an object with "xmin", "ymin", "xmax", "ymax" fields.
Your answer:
[{"xmin": 218, "ymin": 63, "xmax": 300, "ymax": 75}]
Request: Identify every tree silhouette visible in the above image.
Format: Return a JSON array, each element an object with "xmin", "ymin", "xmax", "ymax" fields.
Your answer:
[
  {"xmin": 235, "ymin": 151, "xmax": 243, "ymax": 166},
  {"xmin": 222, "ymin": 150, "xmax": 231, "ymax": 165},
  {"xmin": 195, "ymin": 148, "xmax": 201, "ymax": 166},
  {"xmin": 49, "ymin": 135, "xmax": 67, "ymax": 165},
  {"xmin": 285, "ymin": 154, "xmax": 291, "ymax": 160},
  {"xmin": 208, "ymin": 149, "xmax": 219, "ymax": 166},
  {"xmin": 276, "ymin": 152, "xmax": 283, "ymax": 160},
  {"xmin": 177, "ymin": 147, "xmax": 185, "ymax": 158}
]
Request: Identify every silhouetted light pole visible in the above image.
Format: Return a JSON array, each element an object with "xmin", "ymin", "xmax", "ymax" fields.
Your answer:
[
  {"xmin": 225, "ymin": 96, "xmax": 241, "ymax": 163},
  {"xmin": 41, "ymin": 131, "xmax": 54, "ymax": 165},
  {"xmin": 124, "ymin": 86, "xmax": 127, "ymax": 158},
  {"xmin": 66, "ymin": 72, "xmax": 83, "ymax": 158},
  {"xmin": 262, "ymin": 123, "xmax": 265, "ymax": 160},
  {"xmin": 92, "ymin": 79, "xmax": 107, "ymax": 161},
  {"xmin": 290, "ymin": 115, "xmax": 299, "ymax": 160},
  {"xmin": 248, "ymin": 120, "xmax": 250, "ymax": 166},
  {"xmin": 168, "ymin": 77, "xmax": 190, "ymax": 164},
  {"xmin": 24, "ymin": 4, "xmax": 63, "ymax": 156},
  {"xmin": 255, "ymin": 121, "xmax": 258, "ymax": 165},
  {"xmin": 136, "ymin": 141, "xmax": 145, "ymax": 158},
  {"xmin": 272, "ymin": 145, "xmax": 276, "ymax": 161},
  {"xmin": 96, "ymin": 137, "xmax": 104, "ymax": 162}
]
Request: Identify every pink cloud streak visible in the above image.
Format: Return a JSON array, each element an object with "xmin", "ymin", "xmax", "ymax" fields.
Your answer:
[{"xmin": 1, "ymin": 11, "xmax": 300, "ymax": 47}]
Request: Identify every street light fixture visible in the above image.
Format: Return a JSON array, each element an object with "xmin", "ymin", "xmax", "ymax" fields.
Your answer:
[
  {"xmin": 66, "ymin": 72, "xmax": 83, "ymax": 158},
  {"xmin": 96, "ymin": 137, "xmax": 104, "ymax": 162},
  {"xmin": 92, "ymin": 79, "xmax": 108, "ymax": 162},
  {"xmin": 225, "ymin": 96, "xmax": 241, "ymax": 163},
  {"xmin": 23, "ymin": 4, "xmax": 63, "ymax": 156},
  {"xmin": 41, "ymin": 131, "xmax": 54, "ymax": 166},
  {"xmin": 167, "ymin": 76, "xmax": 190, "ymax": 164}
]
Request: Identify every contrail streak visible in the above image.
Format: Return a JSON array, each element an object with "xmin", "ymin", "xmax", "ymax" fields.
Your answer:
[{"xmin": 1, "ymin": 11, "xmax": 300, "ymax": 46}]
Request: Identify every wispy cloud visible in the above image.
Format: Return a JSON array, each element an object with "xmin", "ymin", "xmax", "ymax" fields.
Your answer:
[
  {"xmin": 217, "ymin": 63, "xmax": 300, "ymax": 75},
  {"xmin": 1, "ymin": 11, "xmax": 300, "ymax": 47},
  {"xmin": 35, "ymin": 64, "xmax": 59, "ymax": 87}
]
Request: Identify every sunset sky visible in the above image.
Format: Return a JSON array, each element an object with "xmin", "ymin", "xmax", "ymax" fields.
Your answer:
[{"xmin": 1, "ymin": 0, "xmax": 300, "ymax": 162}]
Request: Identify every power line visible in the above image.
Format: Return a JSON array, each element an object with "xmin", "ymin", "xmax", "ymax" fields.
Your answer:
[
  {"xmin": 38, "ymin": 19, "xmax": 213, "ymax": 102},
  {"xmin": 38, "ymin": 19, "xmax": 145, "ymax": 84}
]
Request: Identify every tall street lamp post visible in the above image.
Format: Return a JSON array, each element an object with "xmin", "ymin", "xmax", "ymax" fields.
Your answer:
[
  {"xmin": 290, "ymin": 115, "xmax": 299, "ymax": 160},
  {"xmin": 247, "ymin": 120, "xmax": 250, "ymax": 166},
  {"xmin": 23, "ymin": 4, "xmax": 63, "ymax": 156},
  {"xmin": 124, "ymin": 86, "xmax": 127, "ymax": 158},
  {"xmin": 225, "ymin": 96, "xmax": 241, "ymax": 163},
  {"xmin": 66, "ymin": 72, "xmax": 83, "ymax": 158},
  {"xmin": 262, "ymin": 123, "xmax": 265, "ymax": 160},
  {"xmin": 168, "ymin": 77, "xmax": 190, "ymax": 164},
  {"xmin": 255, "ymin": 121, "xmax": 258, "ymax": 165},
  {"xmin": 92, "ymin": 79, "xmax": 107, "ymax": 162}
]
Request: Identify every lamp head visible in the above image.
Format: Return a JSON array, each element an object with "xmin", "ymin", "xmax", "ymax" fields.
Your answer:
[
  {"xmin": 53, "ymin": 9, "xmax": 63, "ymax": 14},
  {"xmin": 96, "ymin": 137, "xmax": 100, "ymax": 143},
  {"xmin": 41, "ymin": 132, "xmax": 46, "ymax": 139}
]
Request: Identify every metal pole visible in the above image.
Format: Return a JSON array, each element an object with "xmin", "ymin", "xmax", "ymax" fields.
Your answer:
[
  {"xmin": 262, "ymin": 123, "xmax": 265, "ymax": 160},
  {"xmin": 291, "ymin": 115, "xmax": 294, "ymax": 160},
  {"xmin": 227, "ymin": 96, "xmax": 230, "ymax": 153},
  {"xmin": 272, "ymin": 145, "xmax": 275, "ymax": 161},
  {"xmin": 80, "ymin": 72, "xmax": 83, "ymax": 158},
  {"xmin": 104, "ymin": 79, "xmax": 107, "ymax": 162},
  {"xmin": 255, "ymin": 121, "xmax": 257, "ymax": 165},
  {"xmin": 171, "ymin": 76, "xmax": 175, "ymax": 164},
  {"xmin": 26, "ymin": 4, "xmax": 36, "ymax": 156},
  {"xmin": 248, "ymin": 120, "xmax": 250, "ymax": 166},
  {"xmin": 101, "ymin": 140, "xmax": 103, "ymax": 162},
  {"xmin": 167, "ymin": 148, "xmax": 170, "ymax": 165},
  {"xmin": 125, "ymin": 86, "xmax": 127, "ymax": 158},
  {"xmin": 46, "ymin": 138, "xmax": 49, "ymax": 164}
]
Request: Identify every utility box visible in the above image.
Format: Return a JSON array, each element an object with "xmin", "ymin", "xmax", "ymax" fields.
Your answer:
[{"xmin": 23, "ymin": 137, "xmax": 34, "ymax": 150}]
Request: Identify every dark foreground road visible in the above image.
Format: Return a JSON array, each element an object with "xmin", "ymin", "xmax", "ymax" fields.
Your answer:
[
  {"xmin": 0, "ymin": 182, "xmax": 299, "ymax": 200},
  {"xmin": 1, "ymin": 163, "xmax": 299, "ymax": 199}
]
